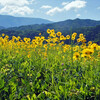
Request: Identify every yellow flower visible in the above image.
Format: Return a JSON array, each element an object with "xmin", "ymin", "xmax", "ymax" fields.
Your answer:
[
  {"xmin": 81, "ymin": 38, "xmax": 86, "ymax": 43},
  {"xmin": 24, "ymin": 37, "xmax": 27, "ymax": 42},
  {"xmin": 41, "ymin": 36, "xmax": 45, "ymax": 40},
  {"xmin": 57, "ymin": 32, "xmax": 62, "ymax": 36},
  {"xmin": 53, "ymin": 34, "xmax": 56, "ymax": 37},
  {"xmin": 71, "ymin": 37, "xmax": 75, "ymax": 40},
  {"xmin": 44, "ymin": 44, "xmax": 48, "ymax": 48},
  {"xmin": 5, "ymin": 35, "xmax": 9, "ymax": 39},
  {"xmin": 73, "ymin": 47, "xmax": 77, "ymax": 51},
  {"xmin": 66, "ymin": 35, "xmax": 70, "ymax": 39},
  {"xmin": 50, "ymin": 33, "xmax": 55, "ymax": 37},
  {"xmin": 50, "ymin": 29, "xmax": 55, "ymax": 34},
  {"xmin": 73, "ymin": 52, "xmax": 80, "ymax": 60},
  {"xmin": 35, "ymin": 36, "xmax": 40, "ymax": 41},
  {"xmin": 64, "ymin": 44, "xmax": 70, "ymax": 49},
  {"xmin": 50, "ymin": 43, "xmax": 54, "ymax": 47},
  {"xmin": 79, "ymin": 33, "xmax": 83, "ymax": 38},
  {"xmin": 72, "ymin": 33, "xmax": 77, "ymax": 38},
  {"xmin": 91, "ymin": 43, "xmax": 98, "ymax": 50},
  {"xmin": 77, "ymin": 38, "xmax": 81, "ymax": 42},
  {"xmin": 73, "ymin": 32, "xmax": 77, "ymax": 36},
  {"xmin": 60, "ymin": 35, "xmax": 65, "ymax": 40},
  {"xmin": 88, "ymin": 41, "xmax": 92, "ymax": 45},
  {"xmin": 47, "ymin": 29, "xmax": 51, "ymax": 34},
  {"xmin": 76, "ymin": 45, "xmax": 79, "ymax": 50},
  {"xmin": 97, "ymin": 46, "xmax": 100, "ymax": 50},
  {"xmin": 39, "ymin": 33, "xmax": 41, "ymax": 35},
  {"xmin": 81, "ymin": 54, "xmax": 88, "ymax": 58},
  {"xmin": 63, "ymin": 48, "xmax": 66, "ymax": 52},
  {"xmin": 62, "ymin": 56, "xmax": 65, "ymax": 59},
  {"xmin": 50, "ymin": 43, "xmax": 56, "ymax": 47},
  {"xmin": 82, "ymin": 43, "xmax": 86, "ymax": 46},
  {"xmin": 27, "ymin": 54, "xmax": 31, "ymax": 58},
  {"xmin": 39, "ymin": 43, "xmax": 42, "ymax": 47},
  {"xmin": 2, "ymin": 33, "xmax": 5, "ymax": 37},
  {"xmin": 18, "ymin": 36, "xmax": 21, "ymax": 39},
  {"xmin": 61, "ymin": 41, "xmax": 64, "ymax": 44},
  {"xmin": 82, "ymin": 48, "xmax": 94, "ymax": 55}
]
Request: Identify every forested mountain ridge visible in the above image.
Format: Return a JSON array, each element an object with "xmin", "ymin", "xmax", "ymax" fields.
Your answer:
[
  {"xmin": 0, "ymin": 18, "xmax": 100, "ymax": 44},
  {"xmin": 7, "ymin": 18, "xmax": 100, "ymax": 31}
]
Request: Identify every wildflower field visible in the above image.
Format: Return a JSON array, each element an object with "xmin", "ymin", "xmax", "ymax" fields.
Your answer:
[{"xmin": 0, "ymin": 29, "xmax": 100, "ymax": 100}]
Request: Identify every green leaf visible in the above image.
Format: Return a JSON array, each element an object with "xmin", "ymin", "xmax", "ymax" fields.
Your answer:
[
  {"xmin": 59, "ymin": 85, "xmax": 64, "ymax": 93},
  {"xmin": 32, "ymin": 93, "xmax": 37, "ymax": 100},
  {"xmin": 21, "ymin": 78, "xmax": 25, "ymax": 84},
  {"xmin": 0, "ymin": 79, "xmax": 5, "ymax": 89},
  {"xmin": 37, "ymin": 72, "xmax": 41, "ymax": 78},
  {"xmin": 3, "ymin": 87, "xmax": 9, "ymax": 92},
  {"xmin": 80, "ymin": 86, "xmax": 83, "ymax": 92},
  {"xmin": 54, "ymin": 95, "xmax": 58, "ymax": 99}
]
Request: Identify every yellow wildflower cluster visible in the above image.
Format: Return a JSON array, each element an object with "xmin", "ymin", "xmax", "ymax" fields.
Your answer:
[{"xmin": 0, "ymin": 30, "xmax": 100, "ymax": 61}]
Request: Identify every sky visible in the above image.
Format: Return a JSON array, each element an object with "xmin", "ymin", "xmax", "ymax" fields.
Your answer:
[{"xmin": 0, "ymin": 0, "xmax": 100, "ymax": 22}]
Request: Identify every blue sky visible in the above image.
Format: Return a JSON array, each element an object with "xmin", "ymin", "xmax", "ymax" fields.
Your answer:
[{"xmin": 0, "ymin": 0, "xmax": 100, "ymax": 22}]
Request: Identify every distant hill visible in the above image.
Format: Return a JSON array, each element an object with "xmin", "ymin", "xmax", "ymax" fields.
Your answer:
[
  {"xmin": 0, "ymin": 18, "xmax": 100, "ymax": 44},
  {"xmin": 0, "ymin": 26, "xmax": 5, "ymax": 30},
  {"xmin": 0, "ymin": 15, "xmax": 52, "ymax": 28},
  {"xmin": 7, "ymin": 18, "xmax": 100, "ymax": 31},
  {"xmin": 51, "ymin": 18, "xmax": 100, "ymax": 31}
]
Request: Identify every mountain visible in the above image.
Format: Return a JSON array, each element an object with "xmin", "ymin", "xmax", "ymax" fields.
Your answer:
[
  {"xmin": 0, "ymin": 18, "xmax": 100, "ymax": 44},
  {"xmin": 0, "ymin": 26, "xmax": 5, "ymax": 30},
  {"xmin": 7, "ymin": 18, "xmax": 100, "ymax": 31},
  {"xmin": 52, "ymin": 18, "xmax": 100, "ymax": 30},
  {"xmin": 0, "ymin": 15, "xmax": 52, "ymax": 28}
]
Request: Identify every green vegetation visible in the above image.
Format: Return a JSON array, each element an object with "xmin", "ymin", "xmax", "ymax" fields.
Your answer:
[{"xmin": 0, "ymin": 29, "xmax": 100, "ymax": 100}]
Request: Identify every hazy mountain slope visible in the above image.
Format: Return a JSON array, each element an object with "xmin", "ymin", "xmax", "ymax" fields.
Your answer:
[
  {"xmin": 0, "ymin": 15, "xmax": 52, "ymax": 28},
  {"xmin": 0, "ymin": 26, "xmax": 5, "ymax": 30}
]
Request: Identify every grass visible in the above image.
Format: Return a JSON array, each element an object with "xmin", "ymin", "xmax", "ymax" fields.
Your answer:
[{"xmin": 0, "ymin": 30, "xmax": 100, "ymax": 100}]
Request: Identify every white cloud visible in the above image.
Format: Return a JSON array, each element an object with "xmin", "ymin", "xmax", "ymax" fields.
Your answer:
[
  {"xmin": 0, "ymin": 0, "xmax": 34, "ymax": 15},
  {"xmin": 46, "ymin": 0, "xmax": 86, "ymax": 16},
  {"xmin": 41, "ymin": 5, "xmax": 52, "ymax": 9},
  {"xmin": 0, "ymin": 0, "xmax": 30, "ymax": 6},
  {"xmin": 64, "ymin": 0, "xmax": 86, "ymax": 11},
  {"xmin": 76, "ymin": 14, "xmax": 81, "ymax": 17},
  {"xmin": 0, "ymin": 5, "xmax": 34, "ymax": 15},
  {"xmin": 62, "ymin": 2, "xmax": 69, "ymax": 6},
  {"xmin": 46, "ymin": 7, "xmax": 63, "ymax": 16}
]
